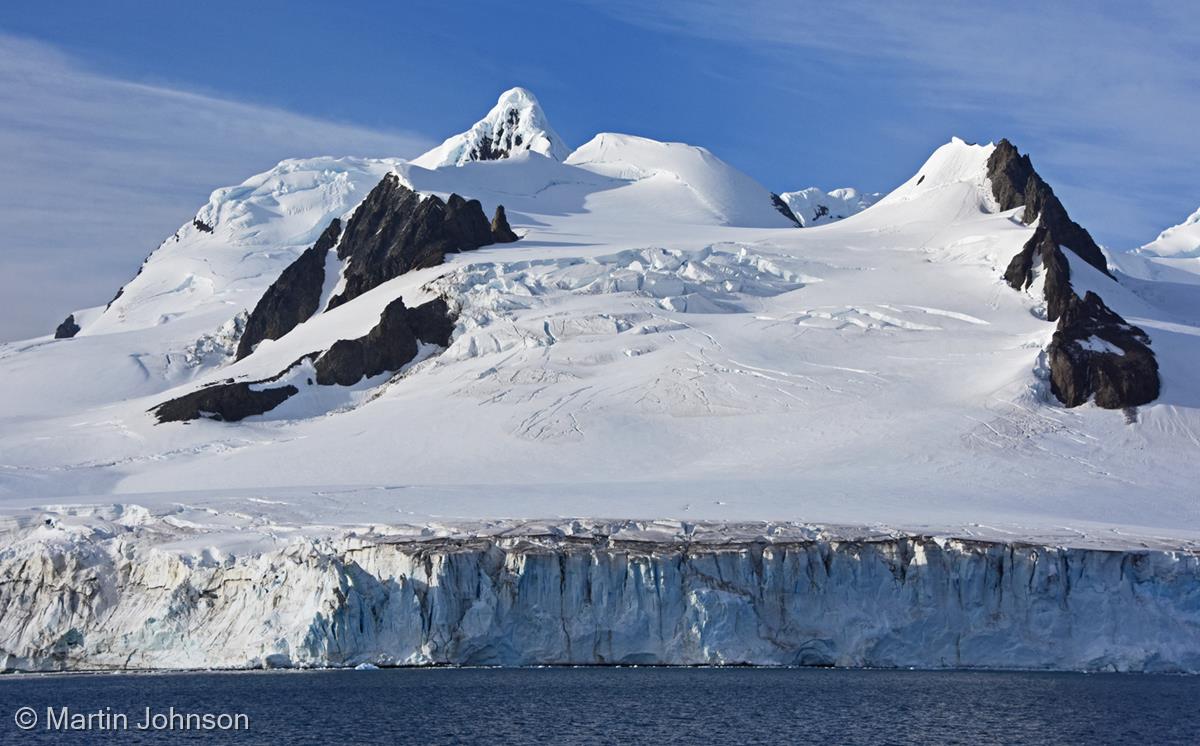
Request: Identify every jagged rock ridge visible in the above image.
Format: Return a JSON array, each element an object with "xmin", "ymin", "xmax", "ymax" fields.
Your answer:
[
  {"xmin": 313, "ymin": 297, "xmax": 452, "ymax": 387},
  {"xmin": 986, "ymin": 140, "xmax": 1159, "ymax": 409},
  {"xmin": 769, "ymin": 193, "xmax": 802, "ymax": 227},
  {"xmin": 235, "ymin": 219, "xmax": 343, "ymax": 360},
  {"xmin": 325, "ymin": 174, "xmax": 510, "ymax": 311},
  {"xmin": 155, "ymin": 297, "xmax": 456, "ymax": 423},
  {"xmin": 152, "ymin": 380, "xmax": 299, "ymax": 424},
  {"xmin": 235, "ymin": 174, "xmax": 516, "ymax": 360},
  {"xmin": 989, "ymin": 140, "xmax": 1110, "ymax": 298}
]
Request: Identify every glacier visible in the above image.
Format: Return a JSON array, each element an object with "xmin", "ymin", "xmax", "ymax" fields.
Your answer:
[
  {"xmin": 2, "ymin": 512, "xmax": 1198, "ymax": 673},
  {"xmin": 4, "ymin": 89, "xmax": 1200, "ymax": 673}
]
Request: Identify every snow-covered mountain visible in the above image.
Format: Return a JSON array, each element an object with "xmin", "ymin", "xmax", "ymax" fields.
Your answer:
[
  {"xmin": 565, "ymin": 132, "xmax": 800, "ymax": 228},
  {"xmin": 1138, "ymin": 206, "xmax": 1200, "ymax": 258},
  {"xmin": 777, "ymin": 186, "xmax": 881, "ymax": 226},
  {"xmin": 412, "ymin": 87, "xmax": 569, "ymax": 169},
  {"xmin": 1111, "ymin": 206, "xmax": 1200, "ymax": 286},
  {"xmin": 3, "ymin": 91, "xmax": 1200, "ymax": 672}
]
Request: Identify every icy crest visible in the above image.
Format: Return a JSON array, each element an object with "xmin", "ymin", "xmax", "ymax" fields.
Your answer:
[
  {"xmin": 1137, "ymin": 206, "xmax": 1200, "ymax": 259},
  {"xmin": 412, "ymin": 87, "xmax": 569, "ymax": 169},
  {"xmin": 875, "ymin": 137, "xmax": 994, "ymax": 207}
]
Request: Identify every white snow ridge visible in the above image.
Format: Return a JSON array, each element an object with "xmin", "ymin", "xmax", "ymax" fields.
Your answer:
[{"xmin": 3, "ymin": 90, "xmax": 1200, "ymax": 672}]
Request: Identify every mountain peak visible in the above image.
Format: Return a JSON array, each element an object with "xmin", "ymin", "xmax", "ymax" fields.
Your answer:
[
  {"xmin": 412, "ymin": 87, "xmax": 569, "ymax": 169},
  {"xmin": 494, "ymin": 85, "xmax": 539, "ymax": 108},
  {"xmin": 777, "ymin": 187, "xmax": 881, "ymax": 226},
  {"xmin": 1137, "ymin": 205, "xmax": 1200, "ymax": 258}
]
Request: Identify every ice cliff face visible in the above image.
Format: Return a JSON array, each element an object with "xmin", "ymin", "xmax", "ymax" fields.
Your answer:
[{"xmin": 2, "ymin": 517, "xmax": 1198, "ymax": 672}]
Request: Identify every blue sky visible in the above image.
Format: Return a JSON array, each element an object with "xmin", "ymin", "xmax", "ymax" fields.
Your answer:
[{"xmin": 1, "ymin": 1, "xmax": 1197, "ymax": 340}]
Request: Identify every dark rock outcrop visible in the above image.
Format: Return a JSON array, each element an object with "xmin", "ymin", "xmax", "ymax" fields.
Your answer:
[
  {"xmin": 326, "ymin": 175, "xmax": 495, "ymax": 310},
  {"xmin": 54, "ymin": 314, "xmax": 80, "ymax": 339},
  {"xmin": 988, "ymin": 139, "xmax": 1109, "ymax": 288},
  {"xmin": 152, "ymin": 381, "xmax": 298, "ymax": 423},
  {"xmin": 314, "ymin": 297, "xmax": 419, "ymax": 386},
  {"xmin": 403, "ymin": 297, "xmax": 456, "ymax": 348},
  {"xmin": 235, "ymin": 219, "xmax": 342, "ymax": 360},
  {"xmin": 490, "ymin": 205, "xmax": 519, "ymax": 243},
  {"xmin": 154, "ymin": 297, "xmax": 457, "ymax": 423},
  {"xmin": 229, "ymin": 174, "xmax": 506, "ymax": 364},
  {"xmin": 769, "ymin": 193, "xmax": 802, "ymax": 227},
  {"xmin": 1012, "ymin": 223, "xmax": 1077, "ymax": 322},
  {"xmin": 192, "ymin": 218, "xmax": 214, "ymax": 233},
  {"xmin": 1047, "ymin": 292, "xmax": 1160, "ymax": 408},
  {"xmin": 986, "ymin": 139, "xmax": 1159, "ymax": 409}
]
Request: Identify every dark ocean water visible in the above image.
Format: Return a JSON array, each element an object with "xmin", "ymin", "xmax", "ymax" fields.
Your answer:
[{"xmin": 1, "ymin": 668, "xmax": 1197, "ymax": 744}]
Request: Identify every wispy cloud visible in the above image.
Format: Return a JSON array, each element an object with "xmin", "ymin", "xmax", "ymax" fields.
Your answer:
[
  {"xmin": 0, "ymin": 33, "xmax": 433, "ymax": 342},
  {"xmin": 580, "ymin": 0, "xmax": 1200, "ymax": 246}
]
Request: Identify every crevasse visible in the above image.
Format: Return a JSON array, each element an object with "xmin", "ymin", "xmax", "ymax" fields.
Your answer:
[{"xmin": 2, "ymin": 528, "xmax": 1198, "ymax": 672}]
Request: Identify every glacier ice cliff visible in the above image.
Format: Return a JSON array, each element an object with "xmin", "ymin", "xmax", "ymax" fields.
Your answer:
[{"xmin": 1, "ymin": 515, "xmax": 1198, "ymax": 672}]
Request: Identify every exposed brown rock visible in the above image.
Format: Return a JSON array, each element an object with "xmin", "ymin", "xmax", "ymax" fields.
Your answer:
[
  {"xmin": 313, "ymin": 297, "xmax": 419, "ymax": 386},
  {"xmin": 1048, "ymin": 292, "xmax": 1160, "ymax": 408},
  {"xmin": 326, "ymin": 175, "xmax": 495, "ymax": 311},
  {"xmin": 235, "ymin": 219, "xmax": 342, "ymax": 360},
  {"xmin": 987, "ymin": 139, "xmax": 1159, "ymax": 409},
  {"xmin": 490, "ymin": 205, "xmax": 519, "ymax": 243},
  {"xmin": 988, "ymin": 139, "xmax": 1110, "ymax": 286},
  {"xmin": 232, "ymin": 174, "xmax": 504, "ymax": 364},
  {"xmin": 152, "ymin": 381, "xmax": 298, "ymax": 423},
  {"xmin": 155, "ymin": 297, "xmax": 457, "ymax": 423},
  {"xmin": 404, "ymin": 297, "xmax": 456, "ymax": 348}
]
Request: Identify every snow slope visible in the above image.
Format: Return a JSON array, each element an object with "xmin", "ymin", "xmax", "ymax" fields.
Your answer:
[
  {"xmin": 2, "ymin": 132, "xmax": 1196, "ymax": 541},
  {"xmin": 1138, "ymin": 206, "xmax": 1200, "ymax": 258},
  {"xmin": 565, "ymin": 132, "xmax": 797, "ymax": 228},
  {"xmin": 95, "ymin": 157, "xmax": 402, "ymax": 335},
  {"xmin": 778, "ymin": 186, "xmax": 881, "ymax": 226},
  {"xmin": 2, "ymin": 92, "xmax": 1200, "ymax": 671},
  {"xmin": 1112, "ymin": 206, "xmax": 1200, "ymax": 288}
]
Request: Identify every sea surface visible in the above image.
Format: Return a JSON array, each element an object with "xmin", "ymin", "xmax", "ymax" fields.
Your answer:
[{"xmin": 0, "ymin": 668, "xmax": 1196, "ymax": 744}]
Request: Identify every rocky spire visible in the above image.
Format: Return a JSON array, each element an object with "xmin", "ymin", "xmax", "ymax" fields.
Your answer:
[{"xmin": 986, "ymin": 139, "xmax": 1159, "ymax": 409}]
